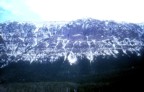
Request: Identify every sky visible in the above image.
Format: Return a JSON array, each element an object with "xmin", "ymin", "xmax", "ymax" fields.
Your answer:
[{"xmin": 0, "ymin": 0, "xmax": 144, "ymax": 23}]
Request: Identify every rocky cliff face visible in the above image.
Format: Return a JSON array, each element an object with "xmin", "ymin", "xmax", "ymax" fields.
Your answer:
[{"xmin": 0, "ymin": 19, "xmax": 144, "ymax": 67}]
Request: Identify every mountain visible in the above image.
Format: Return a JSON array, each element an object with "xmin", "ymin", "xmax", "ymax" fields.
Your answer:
[
  {"xmin": 0, "ymin": 18, "xmax": 144, "ymax": 67},
  {"xmin": 0, "ymin": 19, "xmax": 144, "ymax": 91}
]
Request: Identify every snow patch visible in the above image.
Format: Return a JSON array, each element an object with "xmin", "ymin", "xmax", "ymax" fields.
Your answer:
[{"xmin": 67, "ymin": 52, "xmax": 77, "ymax": 65}]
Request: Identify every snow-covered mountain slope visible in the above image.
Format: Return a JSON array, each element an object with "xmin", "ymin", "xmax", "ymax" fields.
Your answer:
[{"xmin": 0, "ymin": 18, "xmax": 144, "ymax": 67}]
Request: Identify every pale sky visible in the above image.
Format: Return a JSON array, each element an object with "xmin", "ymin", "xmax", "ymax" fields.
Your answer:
[{"xmin": 0, "ymin": 0, "xmax": 144, "ymax": 23}]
